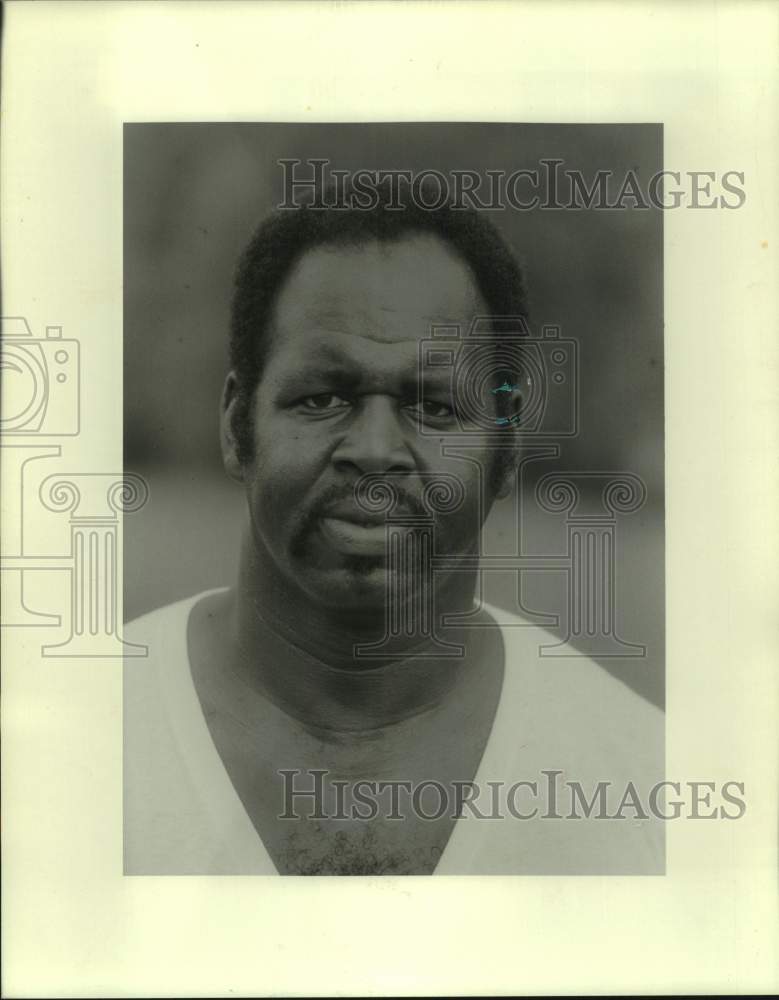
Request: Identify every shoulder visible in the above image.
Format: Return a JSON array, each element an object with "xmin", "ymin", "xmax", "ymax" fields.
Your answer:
[
  {"xmin": 123, "ymin": 589, "xmax": 217, "ymax": 873},
  {"xmin": 488, "ymin": 601, "xmax": 662, "ymax": 718},
  {"xmin": 122, "ymin": 590, "xmax": 221, "ymax": 741},
  {"xmin": 124, "ymin": 590, "xmax": 204, "ymax": 638},
  {"xmin": 486, "ymin": 602, "xmax": 663, "ymax": 782},
  {"xmin": 472, "ymin": 604, "xmax": 664, "ymax": 874},
  {"xmin": 124, "ymin": 587, "xmax": 228, "ymax": 651}
]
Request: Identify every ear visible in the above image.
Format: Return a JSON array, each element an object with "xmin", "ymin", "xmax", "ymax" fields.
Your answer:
[
  {"xmin": 220, "ymin": 371, "xmax": 246, "ymax": 484},
  {"xmin": 494, "ymin": 387, "xmax": 522, "ymax": 500}
]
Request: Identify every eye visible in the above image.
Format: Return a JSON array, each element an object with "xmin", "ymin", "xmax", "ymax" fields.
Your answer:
[
  {"xmin": 298, "ymin": 393, "xmax": 351, "ymax": 412},
  {"xmin": 407, "ymin": 399, "xmax": 456, "ymax": 421}
]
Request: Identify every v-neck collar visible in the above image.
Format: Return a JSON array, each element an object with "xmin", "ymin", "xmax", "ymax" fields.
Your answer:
[{"xmin": 165, "ymin": 588, "xmax": 523, "ymax": 876}]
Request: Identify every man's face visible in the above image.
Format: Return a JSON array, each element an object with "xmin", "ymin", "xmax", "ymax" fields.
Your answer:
[{"xmin": 225, "ymin": 234, "xmax": 514, "ymax": 611}]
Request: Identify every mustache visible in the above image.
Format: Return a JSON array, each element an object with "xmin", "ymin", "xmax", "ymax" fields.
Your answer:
[
  {"xmin": 308, "ymin": 482, "xmax": 428, "ymax": 523},
  {"xmin": 287, "ymin": 482, "xmax": 433, "ymax": 565},
  {"xmin": 287, "ymin": 479, "xmax": 475, "ymax": 564}
]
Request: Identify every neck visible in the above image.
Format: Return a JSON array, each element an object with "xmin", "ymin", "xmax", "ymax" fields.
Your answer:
[{"xmin": 228, "ymin": 529, "xmax": 484, "ymax": 733}]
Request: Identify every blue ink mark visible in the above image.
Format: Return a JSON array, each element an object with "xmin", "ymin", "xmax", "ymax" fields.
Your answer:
[
  {"xmin": 495, "ymin": 415, "xmax": 521, "ymax": 426},
  {"xmin": 491, "ymin": 381, "xmax": 521, "ymax": 395}
]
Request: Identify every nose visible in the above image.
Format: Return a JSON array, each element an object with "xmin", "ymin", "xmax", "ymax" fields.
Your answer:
[{"xmin": 331, "ymin": 396, "xmax": 415, "ymax": 474}]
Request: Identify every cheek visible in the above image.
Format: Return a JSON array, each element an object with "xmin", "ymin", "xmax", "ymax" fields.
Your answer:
[
  {"xmin": 251, "ymin": 401, "xmax": 316, "ymax": 476},
  {"xmin": 422, "ymin": 456, "xmax": 490, "ymax": 548},
  {"xmin": 425, "ymin": 453, "xmax": 491, "ymax": 509},
  {"xmin": 247, "ymin": 425, "xmax": 318, "ymax": 523}
]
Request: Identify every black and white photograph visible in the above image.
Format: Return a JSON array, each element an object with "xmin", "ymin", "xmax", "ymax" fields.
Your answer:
[
  {"xmin": 2, "ymin": 2, "xmax": 777, "ymax": 996},
  {"xmin": 123, "ymin": 123, "xmax": 667, "ymax": 876}
]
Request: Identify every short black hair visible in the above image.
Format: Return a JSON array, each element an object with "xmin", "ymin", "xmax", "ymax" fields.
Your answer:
[{"xmin": 229, "ymin": 178, "xmax": 528, "ymax": 464}]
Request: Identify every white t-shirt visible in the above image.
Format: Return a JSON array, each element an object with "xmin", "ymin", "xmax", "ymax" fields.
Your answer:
[{"xmin": 124, "ymin": 589, "xmax": 665, "ymax": 875}]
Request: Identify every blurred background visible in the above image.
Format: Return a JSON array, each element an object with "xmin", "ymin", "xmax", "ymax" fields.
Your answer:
[{"xmin": 124, "ymin": 123, "xmax": 664, "ymax": 707}]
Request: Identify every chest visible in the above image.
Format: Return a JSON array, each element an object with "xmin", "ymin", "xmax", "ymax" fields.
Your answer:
[
  {"xmin": 210, "ymin": 703, "xmax": 494, "ymax": 875},
  {"xmin": 186, "ymin": 593, "xmax": 505, "ymax": 875}
]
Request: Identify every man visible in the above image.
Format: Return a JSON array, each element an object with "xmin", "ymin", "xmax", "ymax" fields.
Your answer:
[{"xmin": 124, "ymin": 181, "xmax": 663, "ymax": 876}]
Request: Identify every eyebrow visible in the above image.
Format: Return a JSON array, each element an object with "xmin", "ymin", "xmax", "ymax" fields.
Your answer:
[
  {"xmin": 272, "ymin": 365, "xmax": 363, "ymax": 394},
  {"xmin": 270, "ymin": 361, "xmax": 454, "ymax": 397}
]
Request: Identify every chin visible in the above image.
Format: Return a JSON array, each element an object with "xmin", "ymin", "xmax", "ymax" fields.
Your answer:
[{"xmin": 304, "ymin": 562, "xmax": 416, "ymax": 613}]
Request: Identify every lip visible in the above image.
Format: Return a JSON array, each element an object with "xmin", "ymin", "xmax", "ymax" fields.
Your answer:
[
  {"xmin": 321, "ymin": 505, "xmax": 389, "ymax": 527},
  {"xmin": 321, "ymin": 500, "xmax": 421, "ymax": 524},
  {"xmin": 319, "ymin": 516, "xmax": 395, "ymax": 555}
]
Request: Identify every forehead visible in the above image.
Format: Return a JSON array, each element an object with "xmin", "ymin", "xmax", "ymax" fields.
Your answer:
[{"xmin": 264, "ymin": 235, "xmax": 485, "ymax": 371}]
